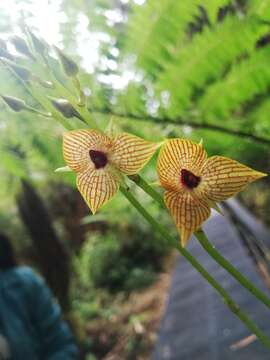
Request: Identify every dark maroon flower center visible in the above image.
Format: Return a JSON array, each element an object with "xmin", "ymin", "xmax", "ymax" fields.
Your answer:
[
  {"xmin": 181, "ymin": 169, "xmax": 201, "ymax": 189},
  {"xmin": 89, "ymin": 150, "xmax": 108, "ymax": 169}
]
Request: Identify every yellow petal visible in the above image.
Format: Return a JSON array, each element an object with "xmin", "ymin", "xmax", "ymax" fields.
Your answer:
[
  {"xmin": 109, "ymin": 133, "xmax": 158, "ymax": 175},
  {"xmin": 157, "ymin": 139, "xmax": 207, "ymax": 192},
  {"xmin": 165, "ymin": 190, "xmax": 211, "ymax": 247},
  {"xmin": 63, "ymin": 129, "xmax": 112, "ymax": 173},
  {"xmin": 77, "ymin": 166, "xmax": 120, "ymax": 214},
  {"xmin": 200, "ymin": 156, "xmax": 267, "ymax": 202}
]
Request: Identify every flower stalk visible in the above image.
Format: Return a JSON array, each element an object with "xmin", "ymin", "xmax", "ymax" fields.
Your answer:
[
  {"xmin": 195, "ymin": 229, "xmax": 270, "ymax": 309},
  {"xmin": 120, "ymin": 186, "xmax": 270, "ymax": 349},
  {"xmin": 37, "ymin": 97, "xmax": 270, "ymax": 348},
  {"xmin": 130, "ymin": 174, "xmax": 270, "ymax": 311},
  {"xmin": 53, "ymin": 70, "xmax": 270, "ymax": 342}
]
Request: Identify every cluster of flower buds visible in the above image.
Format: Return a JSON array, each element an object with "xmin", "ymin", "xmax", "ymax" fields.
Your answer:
[
  {"xmin": 0, "ymin": 28, "xmax": 86, "ymax": 124},
  {"xmin": 0, "ymin": 57, "xmax": 54, "ymax": 89}
]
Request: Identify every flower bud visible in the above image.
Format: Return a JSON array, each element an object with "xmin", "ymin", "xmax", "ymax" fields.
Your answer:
[
  {"xmin": 50, "ymin": 98, "xmax": 83, "ymax": 121},
  {"xmin": 0, "ymin": 58, "xmax": 31, "ymax": 81},
  {"xmin": 0, "ymin": 38, "xmax": 7, "ymax": 50},
  {"xmin": 1, "ymin": 95, "xmax": 27, "ymax": 112},
  {"xmin": 27, "ymin": 29, "xmax": 47, "ymax": 56},
  {"xmin": 10, "ymin": 35, "xmax": 35, "ymax": 60},
  {"xmin": 36, "ymin": 78, "xmax": 54, "ymax": 89},
  {"xmin": 54, "ymin": 46, "xmax": 79, "ymax": 77},
  {"xmin": 0, "ymin": 47, "xmax": 14, "ymax": 61}
]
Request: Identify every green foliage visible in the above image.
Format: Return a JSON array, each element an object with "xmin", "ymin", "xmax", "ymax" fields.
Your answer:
[
  {"xmin": 156, "ymin": 15, "xmax": 267, "ymax": 117},
  {"xmin": 76, "ymin": 225, "xmax": 170, "ymax": 293},
  {"xmin": 198, "ymin": 45, "xmax": 270, "ymax": 122},
  {"xmin": 203, "ymin": 0, "xmax": 231, "ymax": 23},
  {"xmin": 126, "ymin": 0, "xmax": 200, "ymax": 75}
]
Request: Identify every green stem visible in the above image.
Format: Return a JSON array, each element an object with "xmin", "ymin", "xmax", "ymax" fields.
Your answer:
[
  {"xmin": 130, "ymin": 174, "xmax": 270, "ymax": 311},
  {"xmin": 120, "ymin": 186, "xmax": 270, "ymax": 349},
  {"xmin": 89, "ymin": 108, "xmax": 270, "ymax": 147},
  {"xmin": 128, "ymin": 174, "xmax": 164, "ymax": 207},
  {"xmin": 195, "ymin": 229, "xmax": 270, "ymax": 309},
  {"xmin": 29, "ymin": 85, "xmax": 74, "ymax": 130},
  {"xmin": 26, "ymin": 105, "xmax": 52, "ymax": 118},
  {"xmin": 5, "ymin": 66, "xmax": 74, "ymax": 130}
]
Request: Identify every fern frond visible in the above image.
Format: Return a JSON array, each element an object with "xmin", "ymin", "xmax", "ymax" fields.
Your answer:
[
  {"xmin": 246, "ymin": 99, "xmax": 270, "ymax": 136},
  {"xmin": 202, "ymin": 0, "xmax": 231, "ymax": 23},
  {"xmin": 197, "ymin": 46, "xmax": 270, "ymax": 121},
  {"xmin": 248, "ymin": 0, "xmax": 270, "ymax": 18},
  {"xmin": 125, "ymin": 0, "xmax": 200, "ymax": 75},
  {"xmin": 156, "ymin": 14, "xmax": 268, "ymax": 118},
  {"xmin": 125, "ymin": 0, "xmax": 234, "ymax": 77}
]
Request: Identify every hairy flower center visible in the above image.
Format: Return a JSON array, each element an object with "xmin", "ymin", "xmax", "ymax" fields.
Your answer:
[
  {"xmin": 181, "ymin": 169, "xmax": 201, "ymax": 189},
  {"xmin": 89, "ymin": 150, "xmax": 108, "ymax": 169}
]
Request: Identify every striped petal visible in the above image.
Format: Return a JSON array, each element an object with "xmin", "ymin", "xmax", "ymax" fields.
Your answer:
[
  {"xmin": 63, "ymin": 129, "xmax": 112, "ymax": 173},
  {"xmin": 165, "ymin": 190, "xmax": 211, "ymax": 247},
  {"xmin": 200, "ymin": 156, "xmax": 267, "ymax": 202},
  {"xmin": 157, "ymin": 139, "xmax": 207, "ymax": 192},
  {"xmin": 109, "ymin": 133, "xmax": 158, "ymax": 175},
  {"xmin": 77, "ymin": 167, "xmax": 120, "ymax": 214}
]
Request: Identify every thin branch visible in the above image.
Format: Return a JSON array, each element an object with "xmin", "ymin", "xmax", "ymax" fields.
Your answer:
[{"xmin": 90, "ymin": 108, "xmax": 270, "ymax": 146}]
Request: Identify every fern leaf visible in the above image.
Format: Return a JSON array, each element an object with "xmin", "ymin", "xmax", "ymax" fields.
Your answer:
[
  {"xmin": 125, "ymin": 0, "xmax": 200, "ymax": 75},
  {"xmin": 156, "ymin": 14, "xmax": 268, "ymax": 118},
  {"xmin": 198, "ymin": 46, "xmax": 270, "ymax": 121},
  {"xmin": 202, "ymin": 0, "xmax": 231, "ymax": 23}
]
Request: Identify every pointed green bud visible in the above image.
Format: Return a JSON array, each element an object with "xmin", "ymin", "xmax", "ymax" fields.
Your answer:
[
  {"xmin": 27, "ymin": 29, "xmax": 46, "ymax": 56},
  {"xmin": 10, "ymin": 35, "xmax": 35, "ymax": 60},
  {"xmin": 0, "ymin": 39, "xmax": 7, "ymax": 50},
  {"xmin": 36, "ymin": 78, "xmax": 54, "ymax": 89},
  {"xmin": 1, "ymin": 95, "xmax": 27, "ymax": 112},
  {"xmin": 0, "ymin": 38, "xmax": 7, "ymax": 50},
  {"xmin": 0, "ymin": 58, "xmax": 31, "ymax": 81},
  {"xmin": 54, "ymin": 46, "xmax": 79, "ymax": 77},
  {"xmin": 0, "ymin": 47, "xmax": 14, "ymax": 61},
  {"xmin": 55, "ymin": 166, "xmax": 72, "ymax": 173},
  {"xmin": 50, "ymin": 98, "xmax": 84, "ymax": 121}
]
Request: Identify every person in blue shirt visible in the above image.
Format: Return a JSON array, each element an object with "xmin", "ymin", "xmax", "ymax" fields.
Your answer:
[{"xmin": 0, "ymin": 232, "xmax": 79, "ymax": 359}]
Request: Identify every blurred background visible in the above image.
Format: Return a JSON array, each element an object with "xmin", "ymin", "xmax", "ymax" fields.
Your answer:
[{"xmin": 0, "ymin": 0, "xmax": 270, "ymax": 359}]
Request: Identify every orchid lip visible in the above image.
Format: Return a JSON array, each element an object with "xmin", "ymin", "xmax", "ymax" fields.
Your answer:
[
  {"xmin": 181, "ymin": 169, "xmax": 201, "ymax": 189},
  {"xmin": 89, "ymin": 149, "xmax": 108, "ymax": 169}
]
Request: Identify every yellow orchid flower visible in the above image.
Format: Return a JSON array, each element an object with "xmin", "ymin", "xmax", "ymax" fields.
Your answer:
[
  {"xmin": 157, "ymin": 138, "xmax": 267, "ymax": 247},
  {"xmin": 63, "ymin": 129, "xmax": 158, "ymax": 213}
]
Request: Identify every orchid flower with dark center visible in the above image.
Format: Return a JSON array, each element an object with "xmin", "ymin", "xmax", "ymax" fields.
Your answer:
[
  {"xmin": 157, "ymin": 138, "xmax": 267, "ymax": 246},
  {"xmin": 63, "ymin": 129, "xmax": 159, "ymax": 213}
]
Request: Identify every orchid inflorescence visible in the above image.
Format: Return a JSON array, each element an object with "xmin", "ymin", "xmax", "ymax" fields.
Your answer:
[
  {"xmin": 0, "ymin": 30, "xmax": 266, "ymax": 247},
  {"xmin": 2, "ymin": 30, "xmax": 270, "ymax": 346},
  {"xmin": 63, "ymin": 128, "xmax": 266, "ymax": 246}
]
